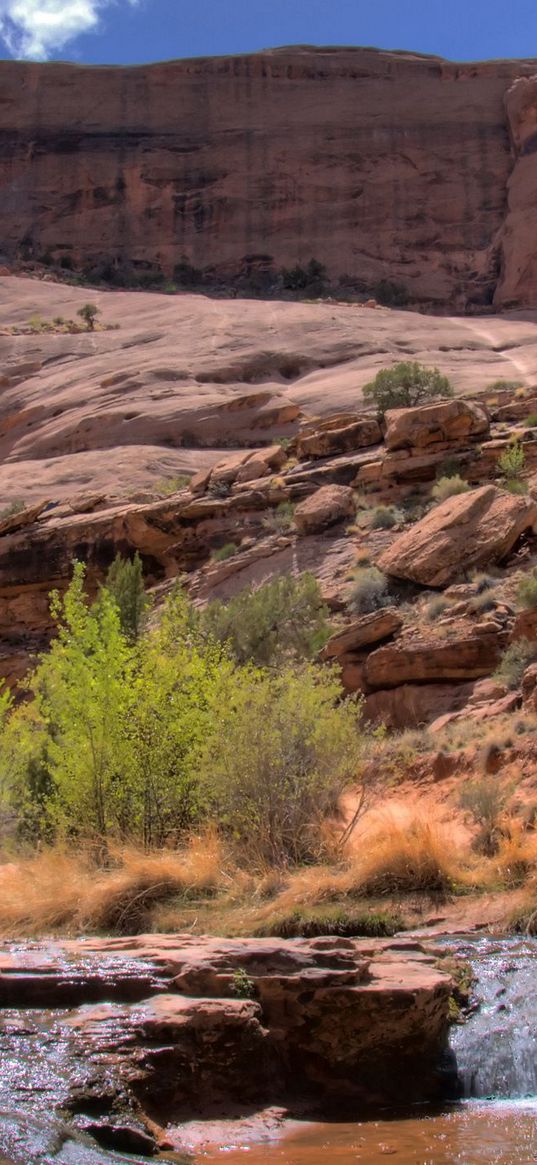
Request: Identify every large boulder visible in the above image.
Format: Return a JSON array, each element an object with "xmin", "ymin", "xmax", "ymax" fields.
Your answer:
[
  {"xmin": 365, "ymin": 628, "xmax": 506, "ymax": 689},
  {"xmin": 294, "ymin": 484, "xmax": 355, "ymax": 535},
  {"xmin": 378, "ymin": 485, "xmax": 537, "ymax": 587},
  {"xmin": 384, "ymin": 399, "xmax": 489, "ymax": 452},
  {"xmin": 321, "ymin": 608, "xmax": 402, "ymax": 660},
  {"xmin": 296, "ymin": 415, "xmax": 382, "ymax": 459}
]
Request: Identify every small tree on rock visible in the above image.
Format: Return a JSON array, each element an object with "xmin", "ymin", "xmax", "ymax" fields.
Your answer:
[
  {"xmin": 364, "ymin": 361, "xmax": 454, "ymax": 416},
  {"xmin": 77, "ymin": 303, "xmax": 100, "ymax": 331}
]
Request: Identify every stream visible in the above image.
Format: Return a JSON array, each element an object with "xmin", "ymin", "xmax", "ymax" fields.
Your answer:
[{"xmin": 1, "ymin": 936, "xmax": 537, "ymax": 1164}]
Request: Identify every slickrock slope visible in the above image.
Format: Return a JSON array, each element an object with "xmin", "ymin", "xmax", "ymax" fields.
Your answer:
[
  {"xmin": 4, "ymin": 276, "xmax": 537, "ymax": 506},
  {"xmin": 3, "ymin": 46, "xmax": 537, "ymax": 308}
]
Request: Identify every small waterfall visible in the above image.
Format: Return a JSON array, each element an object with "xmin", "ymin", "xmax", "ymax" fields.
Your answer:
[{"xmin": 449, "ymin": 937, "xmax": 537, "ymax": 1100}]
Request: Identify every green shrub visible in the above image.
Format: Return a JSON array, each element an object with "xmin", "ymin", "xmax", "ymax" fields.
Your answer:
[
  {"xmin": 348, "ymin": 568, "xmax": 390, "ymax": 614},
  {"xmin": 431, "ymin": 475, "xmax": 470, "ymax": 503},
  {"xmin": 199, "ymin": 663, "xmax": 361, "ymax": 866},
  {"xmin": 254, "ymin": 906, "xmax": 402, "ymax": 938},
  {"xmin": 504, "ymin": 478, "xmax": 528, "ymax": 495},
  {"xmin": 487, "ymin": 378, "xmax": 523, "ymax": 392},
  {"xmin": 77, "ymin": 303, "xmax": 100, "ymax": 330},
  {"xmin": 195, "ymin": 574, "xmax": 328, "ymax": 666},
  {"xmin": 498, "ymin": 442, "xmax": 525, "ymax": 480},
  {"xmin": 363, "ymin": 361, "xmax": 454, "ymax": 416},
  {"xmin": 459, "ymin": 776, "xmax": 510, "ymax": 856},
  {"xmin": 517, "ymin": 569, "xmax": 537, "ymax": 610},
  {"xmin": 369, "ymin": 505, "xmax": 401, "ymax": 530},
  {"xmin": 526, "ymin": 413, "xmax": 537, "ymax": 428},
  {"xmin": 494, "ymin": 638, "xmax": 537, "ymax": 690},
  {"xmin": 212, "ymin": 542, "xmax": 239, "ymax": 562},
  {"xmin": 281, "ymin": 258, "xmax": 326, "ymax": 293}
]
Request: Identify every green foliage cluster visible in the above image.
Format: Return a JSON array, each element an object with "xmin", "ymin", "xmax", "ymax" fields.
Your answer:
[
  {"xmin": 498, "ymin": 441, "xmax": 526, "ymax": 481},
  {"xmin": 363, "ymin": 361, "xmax": 454, "ymax": 416},
  {"xmin": 0, "ymin": 567, "xmax": 359, "ymax": 864},
  {"xmin": 193, "ymin": 573, "xmax": 329, "ymax": 667}
]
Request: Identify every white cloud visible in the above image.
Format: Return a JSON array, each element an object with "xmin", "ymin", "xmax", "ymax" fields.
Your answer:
[{"xmin": 0, "ymin": 0, "xmax": 141, "ymax": 60}]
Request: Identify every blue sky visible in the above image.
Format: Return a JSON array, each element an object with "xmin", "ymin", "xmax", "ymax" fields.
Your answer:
[{"xmin": 1, "ymin": 0, "xmax": 537, "ymax": 64}]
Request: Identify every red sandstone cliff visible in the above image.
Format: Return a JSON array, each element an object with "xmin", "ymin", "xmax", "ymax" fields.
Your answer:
[{"xmin": 3, "ymin": 46, "xmax": 537, "ymax": 309}]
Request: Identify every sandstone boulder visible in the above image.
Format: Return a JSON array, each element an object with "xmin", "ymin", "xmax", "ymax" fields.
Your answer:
[
  {"xmin": 378, "ymin": 486, "xmax": 537, "ymax": 587},
  {"xmin": 296, "ymin": 415, "xmax": 382, "ymax": 459},
  {"xmin": 384, "ymin": 399, "xmax": 489, "ymax": 452},
  {"xmin": 321, "ymin": 608, "xmax": 402, "ymax": 660},
  {"xmin": 294, "ymin": 485, "xmax": 355, "ymax": 535},
  {"xmin": 365, "ymin": 629, "xmax": 506, "ymax": 689}
]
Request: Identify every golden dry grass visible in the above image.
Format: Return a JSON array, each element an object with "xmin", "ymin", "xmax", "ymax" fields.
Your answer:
[{"xmin": 0, "ymin": 831, "xmax": 226, "ymax": 936}]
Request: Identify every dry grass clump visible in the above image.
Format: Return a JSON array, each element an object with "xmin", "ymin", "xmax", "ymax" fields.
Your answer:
[
  {"xmin": 345, "ymin": 817, "xmax": 462, "ymax": 897},
  {"xmin": 0, "ymin": 850, "xmax": 89, "ymax": 934},
  {"xmin": 0, "ymin": 832, "xmax": 226, "ymax": 937}
]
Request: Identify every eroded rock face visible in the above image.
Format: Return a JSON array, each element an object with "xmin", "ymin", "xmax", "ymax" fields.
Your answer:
[
  {"xmin": 3, "ymin": 49, "xmax": 537, "ymax": 307},
  {"xmin": 384, "ymin": 400, "xmax": 489, "ymax": 452},
  {"xmin": 378, "ymin": 486, "xmax": 537, "ymax": 587},
  {"xmin": 321, "ymin": 608, "xmax": 403, "ymax": 660}
]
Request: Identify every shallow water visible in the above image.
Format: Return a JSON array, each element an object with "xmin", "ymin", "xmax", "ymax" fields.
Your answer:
[
  {"xmin": 2, "ymin": 937, "xmax": 537, "ymax": 1163},
  {"xmin": 198, "ymin": 1101, "xmax": 537, "ymax": 1164}
]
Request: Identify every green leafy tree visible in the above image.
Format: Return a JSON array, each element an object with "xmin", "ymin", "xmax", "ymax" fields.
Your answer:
[
  {"xmin": 363, "ymin": 361, "xmax": 454, "ymax": 416},
  {"xmin": 77, "ymin": 302, "xmax": 100, "ymax": 330},
  {"xmin": 105, "ymin": 552, "xmax": 148, "ymax": 641}
]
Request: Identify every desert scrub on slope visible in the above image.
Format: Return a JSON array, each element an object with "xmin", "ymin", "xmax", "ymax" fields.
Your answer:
[
  {"xmin": 348, "ymin": 567, "xmax": 390, "ymax": 614},
  {"xmin": 517, "ymin": 567, "xmax": 537, "ymax": 610},
  {"xmin": 498, "ymin": 441, "xmax": 526, "ymax": 480},
  {"xmin": 192, "ymin": 573, "xmax": 329, "ymax": 666},
  {"xmin": 494, "ymin": 638, "xmax": 537, "ymax": 690}
]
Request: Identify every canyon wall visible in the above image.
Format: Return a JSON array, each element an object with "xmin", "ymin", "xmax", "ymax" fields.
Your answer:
[{"xmin": 2, "ymin": 46, "xmax": 537, "ymax": 308}]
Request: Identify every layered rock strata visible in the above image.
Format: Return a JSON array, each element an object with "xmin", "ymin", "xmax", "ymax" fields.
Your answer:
[{"xmin": 0, "ymin": 934, "xmax": 453, "ymax": 1150}]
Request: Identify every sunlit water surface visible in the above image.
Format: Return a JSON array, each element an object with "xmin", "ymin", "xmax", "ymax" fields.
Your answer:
[{"xmin": 198, "ymin": 1101, "xmax": 537, "ymax": 1165}]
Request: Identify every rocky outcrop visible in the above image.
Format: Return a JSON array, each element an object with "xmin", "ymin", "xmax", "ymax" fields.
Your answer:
[
  {"xmin": 365, "ymin": 629, "xmax": 507, "ymax": 690},
  {"xmin": 294, "ymin": 485, "xmax": 355, "ymax": 535},
  {"xmin": 384, "ymin": 400, "xmax": 489, "ymax": 452},
  {"xmin": 378, "ymin": 486, "xmax": 537, "ymax": 587},
  {"xmin": 321, "ymin": 608, "xmax": 403, "ymax": 659},
  {"xmin": 0, "ymin": 934, "xmax": 452, "ymax": 1127},
  {"xmin": 364, "ymin": 682, "xmax": 476, "ymax": 731},
  {"xmin": 4, "ymin": 49, "xmax": 537, "ymax": 308},
  {"xmin": 296, "ymin": 415, "xmax": 382, "ymax": 459}
]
